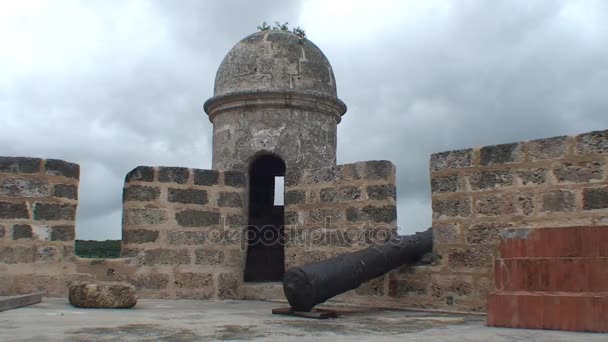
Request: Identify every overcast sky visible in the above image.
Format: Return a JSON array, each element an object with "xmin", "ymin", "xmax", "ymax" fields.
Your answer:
[{"xmin": 1, "ymin": 0, "xmax": 607, "ymax": 240}]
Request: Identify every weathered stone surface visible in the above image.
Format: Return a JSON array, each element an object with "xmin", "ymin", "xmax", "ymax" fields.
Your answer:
[
  {"xmin": 50, "ymin": 225, "xmax": 75, "ymax": 241},
  {"xmin": 168, "ymin": 188, "xmax": 208, "ymax": 205},
  {"xmin": 217, "ymin": 192, "xmax": 242, "ymax": 208},
  {"xmin": 284, "ymin": 170, "xmax": 303, "ymax": 187},
  {"xmin": 223, "ymin": 171, "xmax": 246, "ymax": 188},
  {"xmin": 123, "ymin": 208, "xmax": 168, "ymax": 226},
  {"xmin": 516, "ymin": 168, "xmax": 547, "ymax": 186},
  {"xmin": 514, "ymin": 193, "xmax": 535, "ymax": 215},
  {"xmin": 12, "ymin": 224, "xmax": 32, "ymax": 239},
  {"xmin": 432, "ymin": 197, "xmax": 471, "ymax": 219},
  {"xmin": 52, "ymin": 184, "xmax": 77, "ymax": 200},
  {"xmin": 158, "ymin": 167, "xmax": 189, "ymax": 184},
  {"xmin": 526, "ymin": 136, "xmax": 568, "ymax": 161},
  {"xmin": 226, "ymin": 214, "xmax": 245, "ymax": 227},
  {"xmin": 37, "ymin": 246, "xmax": 59, "ymax": 262},
  {"xmin": 123, "ymin": 185, "xmax": 160, "ymax": 202},
  {"xmin": 142, "ymin": 249, "xmax": 190, "ymax": 265},
  {"xmin": 176, "ymin": 210, "xmax": 220, "ymax": 227},
  {"xmin": 431, "ymin": 175, "xmax": 459, "ymax": 194},
  {"xmin": 127, "ymin": 274, "xmax": 169, "ymax": 290},
  {"xmin": 167, "ymin": 231, "xmax": 207, "ymax": 245},
  {"xmin": 195, "ymin": 249, "xmax": 224, "ymax": 265},
  {"xmin": 0, "ymin": 224, "xmax": 5, "ymax": 238},
  {"xmin": 69, "ymin": 282, "xmax": 137, "ymax": 308},
  {"xmin": 447, "ymin": 246, "xmax": 494, "ymax": 269},
  {"xmin": 346, "ymin": 205, "xmax": 397, "ymax": 223},
  {"xmin": 33, "ymin": 203, "xmax": 76, "ymax": 221},
  {"xmin": 306, "ymin": 166, "xmax": 341, "ymax": 185},
  {"xmin": 45, "ymin": 159, "xmax": 79, "ymax": 179},
  {"xmin": 366, "ymin": 161, "xmax": 393, "ymax": 180},
  {"xmin": 193, "ymin": 169, "xmax": 219, "ymax": 186},
  {"xmin": 541, "ymin": 190, "xmax": 576, "ymax": 212},
  {"xmin": 466, "ymin": 222, "xmax": 511, "ymax": 244},
  {"xmin": 0, "ymin": 157, "xmax": 41, "ymax": 174},
  {"xmin": 0, "ymin": 246, "xmax": 34, "ymax": 263},
  {"xmin": 123, "ymin": 229, "xmax": 158, "ymax": 244},
  {"xmin": 305, "ymin": 208, "xmax": 342, "ymax": 224},
  {"xmin": 583, "ymin": 187, "xmax": 608, "ymax": 210},
  {"xmin": 217, "ymin": 272, "xmax": 240, "ymax": 299},
  {"xmin": 430, "ymin": 275, "xmax": 474, "ymax": 298},
  {"xmin": 285, "ymin": 190, "xmax": 306, "ymax": 205},
  {"xmin": 339, "ymin": 185, "xmax": 362, "ymax": 201},
  {"xmin": 355, "ymin": 276, "xmax": 385, "ymax": 296},
  {"xmin": 319, "ymin": 187, "xmax": 337, "ymax": 203},
  {"xmin": 431, "ymin": 149, "xmax": 473, "ymax": 171},
  {"xmin": 480, "ymin": 143, "xmax": 522, "ymax": 166},
  {"xmin": 174, "ymin": 272, "xmax": 213, "ymax": 290},
  {"xmin": 125, "ymin": 166, "xmax": 155, "ymax": 182},
  {"xmin": 468, "ymin": 170, "xmax": 513, "ymax": 191},
  {"xmin": 433, "ymin": 223, "xmax": 461, "ymax": 244},
  {"xmin": 576, "ymin": 129, "xmax": 608, "ymax": 155},
  {"xmin": 0, "ymin": 201, "xmax": 29, "ymax": 219},
  {"xmin": 0, "ymin": 178, "xmax": 51, "ymax": 197},
  {"xmin": 476, "ymin": 194, "xmax": 511, "ymax": 217},
  {"xmin": 553, "ymin": 161, "xmax": 604, "ymax": 183}
]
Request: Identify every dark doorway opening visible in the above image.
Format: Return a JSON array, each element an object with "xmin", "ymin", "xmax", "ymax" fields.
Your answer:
[{"xmin": 244, "ymin": 154, "xmax": 286, "ymax": 282}]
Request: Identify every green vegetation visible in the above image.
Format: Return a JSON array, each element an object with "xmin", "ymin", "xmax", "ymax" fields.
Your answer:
[
  {"xmin": 75, "ymin": 240, "xmax": 121, "ymax": 258},
  {"xmin": 257, "ymin": 21, "xmax": 306, "ymax": 39}
]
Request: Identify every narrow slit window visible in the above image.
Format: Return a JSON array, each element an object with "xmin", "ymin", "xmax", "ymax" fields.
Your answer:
[{"xmin": 274, "ymin": 176, "xmax": 284, "ymax": 205}]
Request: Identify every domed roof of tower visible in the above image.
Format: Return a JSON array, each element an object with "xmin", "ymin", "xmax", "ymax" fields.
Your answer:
[{"xmin": 213, "ymin": 30, "xmax": 337, "ymax": 97}]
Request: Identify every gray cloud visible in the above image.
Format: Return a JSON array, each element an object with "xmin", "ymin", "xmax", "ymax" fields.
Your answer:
[{"xmin": 1, "ymin": 0, "xmax": 607, "ymax": 238}]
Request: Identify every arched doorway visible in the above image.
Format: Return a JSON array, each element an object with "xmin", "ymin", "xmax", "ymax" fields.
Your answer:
[{"xmin": 244, "ymin": 154, "xmax": 286, "ymax": 282}]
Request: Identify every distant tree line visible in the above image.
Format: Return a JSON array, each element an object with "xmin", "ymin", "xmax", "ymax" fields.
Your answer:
[{"xmin": 75, "ymin": 240, "xmax": 121, "ymax": 258}]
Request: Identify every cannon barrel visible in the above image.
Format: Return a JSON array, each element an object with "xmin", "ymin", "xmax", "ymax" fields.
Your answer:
[{"xmin": 283, "ymin": 228, "xmax": 433, "ymax": 312}]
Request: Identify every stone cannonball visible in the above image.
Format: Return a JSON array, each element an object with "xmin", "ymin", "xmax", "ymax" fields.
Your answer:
[{"xmin": 213, "ymin": 30, "xmax": 338, "ymax": 97}]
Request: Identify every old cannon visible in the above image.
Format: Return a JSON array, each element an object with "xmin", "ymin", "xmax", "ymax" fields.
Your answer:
[{"xmin": 282, "ymin": 228, "xmax": 433, "ymax": 312}]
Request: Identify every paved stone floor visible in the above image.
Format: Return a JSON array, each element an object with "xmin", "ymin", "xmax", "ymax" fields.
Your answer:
[{"xmin": 0, "ymin": 298, "xmax": 605, "ymax": 341}]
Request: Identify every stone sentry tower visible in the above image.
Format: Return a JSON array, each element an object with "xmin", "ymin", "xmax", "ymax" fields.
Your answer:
[{"xmin": 204, "ymin": 30, "xmax": 347, "ymax": 282}]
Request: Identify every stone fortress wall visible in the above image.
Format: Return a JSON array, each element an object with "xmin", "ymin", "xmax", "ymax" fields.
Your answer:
[{"xmin": 2, "ymin": 129, "xmax": 606, "ymax": 311}]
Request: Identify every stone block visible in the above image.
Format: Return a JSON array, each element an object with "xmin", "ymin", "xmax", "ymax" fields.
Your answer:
[
  {"xmin": 284, "ymin": 169, "xmax": 303, "ymax": 186},
  {"xmin": 224, "ymin": 171, "xmax": 246, "ymax": 188},
  {"xmin": 319, "ymin": 187, "xmax": 337, "ymax": 203},
  {"xmin": 388, "ymin": 273, "xmax": 429, "ymax": 297},
  {"xmin": 284, "ymin": 211, "xmax": 298, "ymax": 225},
  {"xmin": 37, "ymin": 246, "xmax": 59, "ymax": 262},
  {"xmin": 0, "ymin": 246, "xmax": 35, "ymax": 263},
  {"xmin": 123, "ymin": 208, "xmax": 168, "ymax": 226},
  {"xmin": 355, "ymin": 276, "xmax": 385, "ymax": 296},
  {"xmin": 468, "ymin": 170, "xmax": 513, "ymax": 191},
  {"xmin": 307, "ymin": 208, "xmax": 343, "ymax": 224},
  {"xmin": 168, "ymin": 188, "xmax": 208, "ymax": 205},
  {"xmin": 466, "ymin": 222, "xmax": 511, "ymax": 245},
  {"xmin": 447, "ymin": 246, "xmax": 494, "ymax": 269},
  {"xmin": 175, "ymin": 209, "xmax": 220, "ymax": 227},
  {"xmin": 430, "ymin": 275, "xmax": 474, "ymax": 298},
  {"xmin": 50, "ymin": 225, "xmax": 75, "ymax": 241},
  {"xmin": 217, "ymin": 192, "xmax": 243, "ymax": 208},
  {"xmin": 476, "ymin": 194, "xmax": 512, "ymax": 217},
  {"xmin": 123, "ymin": 185, "xmax": 160, "ymax": 202},
  {"xmin": 541, "ymin": 190, "xmax": 576, "ymax": 212},
  {"xmin": 553, "ymin": 161, "xmax": 604, "ymax": 183},
  {"xmin": 217, "ymin": 272, "xmax": 240, "ymax": 299},
  {"xmin": 583, "ymin": 187, "xmax": 608, "ymax": 210},
  {"xmin": 346, "ymin": 205, "xmax": 396, "ymax": 224},
  {"xmin": 33, "ymin": 203, "xmax": 76, "ymax": 221},
  {"xmin": 306, "ymin": 166, "xmax": 341, "ymax": 185},
  {"xmin": 432, "ymin": 197, "xmax": 471, "ymax": 219},
  {"xmin": 339, "ymin": 185, "xmax": 362, "ymax": 201},
  {"xmin": 193, "ymin": 169, "xmax": 219, "ymax": 186},
  {"xmin": 128, "ymin": 273, "xmax": 169, "ymax": 290},
  {"xmin": 12, "ymin": 224, "xmax": 32, "ymax": 240},
  {"xmin": 0, "ymin": 201, "xmax": 29, "ymax": 219},
  {"xmin": 0, "ymin": 178, "xmax": 51, "ymax": 197},
  {"xmin": 365, "ymin": 160, "xmax": 393, "ymax": 180},
  {"xmin": 341, "ymin": 162, "xmax": 365, "ymax": 180},
  {"xmin": 0, "ymin": 224, "xmax": 5, "ymax": 238},
  {"xmin": 284, "ymin": 190, "xmax": 306, "ymax": 205},
  {"xmin": 433, "ymin": 223, "xmax": 461, "ymax": 244},
  {"xmin": 0, "ymin": 157, "xmax": 41, "ymax": 174},
  {"xmin": 69, "ymin": 282, "xmax": 137, "ymax": 308},
  {"xmin": 45, "ymin": 159, "xmax": 79, "ymax": 179},
  {"xmin": 514, "ymin": 193, "xmax": 535, "ymax": 215},
  {"xmin": 526, "ymin": 136, "xmax": 568, "ymax": 161},
  {"xmin": 125, "ymin": 166, "xmax": 155, "ymax": 182},
  {"xmin": 430, "ymin": 149, "xmax": 473, "ymax": 171},
  {"xmin": 158, "ymin": 167, "xmax": 189, "ymax": 184},
  {"xmin": 194, "ymin": 249, "xmax": 224, "ymax": 265},
  {"xmin": 480, "ymin": 143, "xmax": 522, "ymax": 166},
  {"xmin": 431, "ymin": 175, "xmax": 459, "ymax": 194},
  {"xmin": 142, "ymin": 248, "xmax": 190, "ymax": 265},
  {"xmin": 167, "ymin": 231, "xmax": 207, "ymax": 245},
  {"xmin": 576, "ymin": 129, "xmax": 608, "ymax": 155},
  {"xmin": 123, "ymin": 229, "xmax": 158, "ymax": 244},
  {"xmin": 174, "ymin": 272, "xmax": 214, "ymax": 290},
  {"xmin": 53, "ymin": 184, "xmax": 78, "ymax": 199},
  {"xmin": 516, "ymin": 168, "xmax": 547, "ymax": 186},
  {"xmin": 366, "ymin": 184, "xmax": 394, "ymax": 200},
  {"xmin": 226, "ymin": 214, "xmax": 245, "ymax": 227}
]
